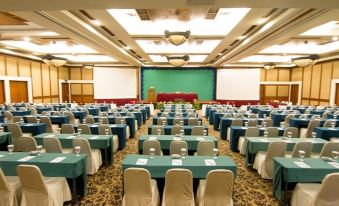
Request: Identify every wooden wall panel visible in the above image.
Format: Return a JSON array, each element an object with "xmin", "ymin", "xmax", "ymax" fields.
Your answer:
[
  {"xmin": 320, "ymin": 63, "xmax": 332, "ymax": 100},
  {"xmin": 31, "ymin": 62, "xmax": 42, "ymax": 97},
  {"xmin": 266, "ymin": 69, "xmax": 278, "ymax": 81},
  {"xmin": 302, "ymin": 67, "xmax": 311, "ymax": 98},
  {"xmin": 277, "ymin": 85, "xmax": 289, "ymax": 96},
  {"xmin": 291, "ymin": 67, "xmax": 302, "ymax": 81},
  {"xmin": 70, "ymin": 68, "xmax": 81, "ymax": 80},
  {"xmin": 278, "ymin": 69, "xmax": 290, "ymax": 81},
  {"xmin": 59, "ymin": 67, "xmax": 69, "ymax": 80},
  {"xmin": 319, "ymin": 101, "xmax": 329, "ymax": 106},
  {"xmin": 260, "ymin": 69, "xmax": 266, "ymax": 81},
  {"xmin": 310, "ymin": 65, "xmax": 321, "ymax": 98},
  {"xmin": 0, "ymin": 56, "xmax": 5, "ymax": 76},
  {"xmin": 6, "ymin": 57, "xmax": 18, "ymax": 76},
  {"xmin": 332, "ymin": 61, "xmax": 339, "ymax": 79},
  {"xmin": 41, "ymin": 64, "xmax": 50, "ymax": 96},
  {"xmin": 71, "ymin": 83, "xmax": 82, "ymax": 95},
  {"xmin": 82, "ymin": 84, "xmax": 93, "ymax": 95},
  {"xmin": 265, "ymin": 85, "xmax": 276, "ymax": 96},
  {"xmin": 18, "ymin": 60, "xmax": 30, "ymax": 77},
  {"xmin": 82, "ymin": 68, "xmax": 93, "ymax": 80},
  {"xmin": 50, "ymin": 68, "xmax": 58, "ymax": 96},
  {"xmin": 310, "ymin": 100, "xmax": 318, "ymax": 106}
]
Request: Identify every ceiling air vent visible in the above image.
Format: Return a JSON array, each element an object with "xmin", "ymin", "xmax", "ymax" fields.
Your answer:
[{"xmin": 186, "ymin": 0, "xmax": 215, "ymax": 6}]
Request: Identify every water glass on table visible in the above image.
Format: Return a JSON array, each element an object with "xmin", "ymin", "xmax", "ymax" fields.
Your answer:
[
  {"xmin": 180, "ymin": 148, "xmax": 187, "ymax": 159},
  {"xmin": 149, "ymin": 148, "xmax": 155, "ymax": 158},
  {"xmin": 74, "ymin": 146, "xmax": 81, "ymax": 156},
  {"xmin": 298, "ymin": 150, "xmax": 306, "ymax": 161}
]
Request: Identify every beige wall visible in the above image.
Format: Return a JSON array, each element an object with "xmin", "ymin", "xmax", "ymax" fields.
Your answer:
[
  {"xmin": 291, "ymin": 59, "xmax": 339, "ymax": 106},
  {"xmin": 68, "ymin": 67, "xmax": 94, "ymax": 103},
  {"xmin": 0, "ymin": 54, "xmax": 70, "ymax": 103}
]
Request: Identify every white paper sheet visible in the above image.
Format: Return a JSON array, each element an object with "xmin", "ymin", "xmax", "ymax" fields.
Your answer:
[
  {"xmin": 260, "ymin": 139, "xmax": 269, "ymax": 142},
  {"xmin": 294, "ymin": 161, "xmax": 311, "ymax": 168},
  {"xmin": 90, "ymin": 136, "xmax": 99, "ymax": 140},
  {"xmin": 328, "ymin": 162, "xmax": 339, "ymax": 169},
  {"xmin": 66, "ymin": 136, "xmax": 76, "ymax": 139},
  {"xmin": 0, "ymin": 155, "xmax": 4, "ymax": 158},
  {"xmin": 205, "ymin": 159, "xmax": 216, "ymax": 166},
  {"xmin": 18, "ymin": 156, "xmax": 36, "ymax": 162},
  {"xmin": 50, "ymin": 157, "xmax": 66, "ymax": 163},
  {"xmin": 136, "ymin": 158, "xmax": 148, "ymax": 165},
  {"xmin": 172, "ymin": 159, "xmax": 182, "ymax": 166},
  {"xmin": 197, "ymin": 137, "xmax": 205, "ymax": 141},
  {"xmin": 148, "ymin": 136, "xmax": 157, "ymax": 140}
]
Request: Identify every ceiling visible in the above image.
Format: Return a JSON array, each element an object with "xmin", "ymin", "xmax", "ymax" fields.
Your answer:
[{"xmin": 0, "ymin": 1, "xmax": 338, "ymax": 68}]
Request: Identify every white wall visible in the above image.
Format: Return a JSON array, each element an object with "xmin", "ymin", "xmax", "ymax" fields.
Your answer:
[
  {"xmin": 217, "ymin": 69, "xmax": 260, "ymax": 100},
  {"xmin": 93, "ymin": 67, "xmax": 137, "ymax": 99}
]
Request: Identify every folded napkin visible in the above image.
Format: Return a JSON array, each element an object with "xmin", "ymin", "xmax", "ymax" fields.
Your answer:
[
  {"xmin": 50, "ymin": 157, "xmax": 66, "ymax": 163},
  {"xmin": 205, "ymin": 159, "xmax": 216, "ymax": 166},
  {"xmin": 172, "ymin": 159, "xmax": 182, "ymax": 166},
  {"xmin": 18, "ymin": 156, "xmax": 36, "ymax": 162},
  {"xmin": 90, "ymin": 136, "xmax": 99, "ymax": 140},
  {"xmin": 260, "ymin": 139, "xmax": 269, "ymax": 142},
  {"xmin": 136, "ymin": 158, "xmax": 148, "ymax": 165},
  {"xmin": 328, "ymin": 162, "xmax": 339, "ymax": 169},
  {"xmin": 294, "ymin": 161, "xmax": 311, "ymax": 168}
]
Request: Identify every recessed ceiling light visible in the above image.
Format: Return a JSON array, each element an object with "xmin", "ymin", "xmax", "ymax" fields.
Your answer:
[
  {"xmin": 238, "ymin": 35, "xmax": 246, "ymax": 40},
  {"xmin": 23, "ymin": 37, "xmax": 31, "ymax": 42},
  {"xmin": 333, "ymin": 36, "xmax": 338, "ymax": 41},
  {"xmin": 283, "ymin": 53, "xmax": 287, "ymax": 56},
  {"xmin": 257, "ymin": 18, "xmax": 268, "ymax": 25},
  {"xmin": 90, "ymin": 20, "xmax": 101, "ymax": 26}
]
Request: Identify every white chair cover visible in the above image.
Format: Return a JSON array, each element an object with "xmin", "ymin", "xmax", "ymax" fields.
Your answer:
[{"xmin": 0, "ymin": 168, "xmax": 21, "ymax": 206}]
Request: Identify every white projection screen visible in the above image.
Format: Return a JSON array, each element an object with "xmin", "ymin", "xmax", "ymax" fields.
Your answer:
[
  {"xmin": 217, "ymin": 69, "xmax": 260, "ymax": 100},
  {"xmin": 93, "ymin": 67, "xmax": 137, "ymax": 99}
]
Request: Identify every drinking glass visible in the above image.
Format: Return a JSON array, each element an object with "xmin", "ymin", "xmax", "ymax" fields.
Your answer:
[
  {"xmin": 334, "ymin": 115, "xmax": 337, "ymax": 119},
  {"xmin": 74, "ymin": 146, "xmax": 81, "ymax": 156},
  {"xmin": 7, "ymin": 144, "xmax": 14, "ymax": 154},
  {"xmin": 203, "ymin": 130, "xmax": 207, "ymax": 136},
  {"xmin": 0, "ymin": 127, "xmax": 4, "ymax": 133},
  {"xmin": 83, "ymin": 119, "xmax": 86, "ymax": 124},
  {"xmin": 263, "ymin": 114, "xmax": 267, "ymax": 119},
  {"xmin": 36, "ymin": 145, "xmax": 43, "ymax": 155},
  {"xmin": 331, "ymin": 121, "xmax": 336, "ymax": 128},
  {"xmin": 332, "ymin": 151, "xmax": 339, "ymax": 161},
  {"xmin": 157, "ymin": 129, "xmax": 161, "ymax": 137},
  {"xmin": 312, "ymin": 132, "xmax": 317, "ymax": 138},
  {"xmin": 77, "ymin": 129, "xmax": 82, "ymax": 136},
  {"xmin": 37, "ymin": 119, "xmax": 40, "ymax": 124},
  {"xmin": 287, "ymin": 131, "xmax": 292, "ymax": 138},
  {"xmin": 105, "ymin": 128, "xmax": 109, "ymax": 135},
  {"xmin": 180, "ymin": 148, "xmax": 187, "ymax": 159},
  {"xmin": 180, "ymin": 129, "xmax": 184, "ymax": 137},
  {"xmin": 198, "ymin": 120, "xmax": 201, "ymax": 126},
  {"xmin": 213, "ymin": 148, "xmax": 218, "ymax": 159},
  {"xmin": 264, "ymin": 131, "xmax": 268, "ymax": 138},
  {"xmin": 244, "ymin": 122, "xmax": 248, "ymax": 127},
  {"xmin": 149, "ymin": 148, "xmax": 155, "ymax": 158},
  {"xmin": 298, "ymin": 150, "xmax": 306, "ymax": 161},
  {"xmin": 280, "ymin": 122, "xmax": 285, "ymax": 128}
]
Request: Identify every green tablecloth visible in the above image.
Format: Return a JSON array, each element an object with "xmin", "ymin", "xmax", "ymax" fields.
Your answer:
[
  {"xmin": 0, "ymin": 151, "xmax": 87, "ymax": 199},
  {"xmin": 245, "ymin": 138, "xmax": 327, "ymax": 166},
  {"xmin": 122, "ymin": 154, "xmax": 237, "ymax": 178},
  {"xmin": 273, "ymin": 157, "xmax": 339, "ymax": 203},
  {"xmin": 147, "ymin": 125, "xmax": 208, "ymax": 135},
  {"xmin": 138, "ymin": 135, "xmax": 218, "ymax": 153},
  {"xmin": 0, "ymin": 132, "xmax": 11, "ymax": 145},
  {"xmin": 314, "ymin": 127, "xmax": 339, "ymax": 141},
  {"xmin": 34, "ymin": 133, "xmax": 114, "ymax": 164}
]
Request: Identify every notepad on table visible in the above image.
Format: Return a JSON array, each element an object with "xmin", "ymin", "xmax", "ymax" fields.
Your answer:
[
  {"xmin": 205, "ymin": 159, "xmax": 216, "ymax": 166},
  {"xmin": 0, "ymin": 155, "xmax": 4, "ymax": 158},
  {"xmin": 66, "ymin": 136, "xmax": 76, "ymax": 139},
  {"xmin": 18, "ymin": 156, "xmax": 36, "ymax": 162},
  {"xmin": 294, "ymin": 161, "xmax": 311, "ymax": 168},
  {"xmin": 260, "ymin": 139, "xmax": 269, "ymax": 142},
  {"xmin": 328, "ymin": 162, "xmax": 339, "ymax": 169},
  {"xmin": 50, "ymin": 157, "xmax": 66, "ymax": 163},
  {"xmin": 90, "ymin": 136, "xmax": 99, "ymax": 139},
  {"xmin": 172, "ymin": 159, "xmax": 182, "ymax": 166},
  {"xmin": 136, "ymin": 158, "xmax": 148, "ymax": 165},
  {"xmin": 197, "ymin": 137, "xmax": 205, "ymax": 141}
]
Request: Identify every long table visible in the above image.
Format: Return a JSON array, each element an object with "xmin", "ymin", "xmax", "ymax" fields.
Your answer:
[
  {"xmin": 1, "ymin": 123, "xmax": 46, "ymax": 136},
  {"xmin": 245, "ymin": 137, "xmax": 327, "ymax": 166},
  {"xmin": 219, "ymin": 118, "xmax": 264, "ymax": 140},
  {"xmin": 273, "ymin": 157, "xmax": 339, "ymax": 205},
  {"xmin": 229, "ymin": 126, "xmax": 285, "ymax": 152},
  {"xmin": 152, "ymin": 117, "xmax": 202, "ymax": 125},
  {"xmin": 138, "ymin": 135, "xmax": 218, "ymax": 155},
  {"xmin": 122, "ymin": 154, "xmax": 236, "ymax": 178},
  {"xmin": 0, "ymin": 151, "xmax": 87, "ymax": 202},
  {"xmin": 314, "ymin": 127, "xmax": 339, "ymax": 141},
  {"xmin": 148, "ymin": 125, "xmax": 208, "ymax": 136},
  {"xmin": 23, "ymin": 115, "xmax": 69, "ymax": 126},
  {"xmin": 156, "ymin": 112, "xmax": 193, "ymax": 117},
  {"xmin": 34, "ymin": 133, "xmax": 114, "ymax": 165},
  {"xmin": 157, "ymin": 93, "xmax": 198, "ymax": 103},
  {"xmin": 92, "ymin": 116, "xmax": 136, "ymax": 137}
]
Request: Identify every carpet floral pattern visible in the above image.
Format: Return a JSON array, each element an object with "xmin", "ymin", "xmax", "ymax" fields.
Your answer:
[{"xmin": 78, "ymin": 111, "xmax": 280, "ymax": 206}]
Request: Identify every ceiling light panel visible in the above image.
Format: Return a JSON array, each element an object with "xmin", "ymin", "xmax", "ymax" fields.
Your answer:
[
  {"xmin": 0, "ymin": 40, "xmax": 97, "ymax": 54},
  {"xmin": 300, "ymin": 21, "xmax": 339, "ymax": 36},
  {"xmin": 259, "ymin": 41, "xmax": 339, "ymax": 54},
  {"xmin": 136, "ymin": 39, "xmax": 220, "ymax": 53},
  {"xmin": 55, "ymin": 55, "xmax": 116, "ymax": 62},
  {"xmin": 239, "ymin": 55, "xmax": 302, "ymax": 63},
  {"xmin": 149, "ymin": 55, "xmax": 207, "ymax": 62},
  {"xmin": 107, "ymin": 8, "xmax": 250, "ymax": 36}
]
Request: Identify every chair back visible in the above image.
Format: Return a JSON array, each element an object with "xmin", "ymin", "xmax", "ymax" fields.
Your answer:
[
  {"xmin": 123, "ymin": 168, "xmax": 153, "ymax": 206},
  {"xmin": 248, "ymin": 114, "xmax": 257, "ymax": 119},
  {"xmin": 61, "ymin": 124, "xmax": 75, "ymax": 134},
  {"xmin": 12, "ymin": 116, "xmax": 22, "ymax": 123},
  {"xmin": 203, "ymin": 170, "xmax": 234, "ymax": 206},
  {"xmin": 171, "ymin": 126, "xmax": 184, "ymax": 135},
  {"xmin": 151, "ymin": 126, "xmax": 164, "ymax": 135},
  {"xmin": 20, "ymin": 136, "xmax": 38, "ymax": 152},
  {"xmin": 142, "ymin": 140, "xmax": 162, "ymax": 156},
  {"xmin": 323, "ymin": 120, "xmax": 335, "ymax": 128},
  {"xmin": 39, "ymin": 116, "xmax": 53, "ymax": 133},
  {"xmin": 85, "ymin": 116, "xmax": 95, "ymax": 124},
  {"xmin": 0, "ymin": 168, "xmax": 10, "ymax": 191},
  {"xmin": 265, "ymin": 127, "xmax": 279, "ymax": 137},
  {"xmin": 170, "ymin": 140, "xmax": 188, "ymax": 156},
  {"xmin": 43, "ymin": 136, "xmax": 63, "ymax": 153},
  {"xmin": 262, "ymin": 119, "xmax": 273, "ymax": 127},
  {"xmin": 163, "ymin": 169, "xmax": 194, "ymax": 206},
  {"xmin": 188, "ymin": 118, "xmax": 198, "ymax": 126},
  {"xmin": 7, "ymin": 123, "xmax": 23, "ymax": 151},
  {"xmin": 223, "ymin": 114, "xmax": 232, "ymax": 118},
  {"xmin": 100, "ymin": 112, "xmax": 108, "ymax": 117},
  {"xmin": 283, "ymin": 127, "xmax": 298, "ymax": 138},
  {"xmin": 291, "ymin": 142, "xmax": 313, "ymax": 158},
  {"xmin": 99, "ymin": 117, "xmax": 109, "ymax": 125},
  {"xmin": 53, "ymin": 111, "xmax": 62, "ymax": 116},
  {"xmin": 78, "ymin": 124, "xmax": 91, "ymax": 134},
  {"xmin": 231, "ymin": 119, "xmax": 243, "ymax": 126},
  {"xmin": 26, "ymin": 116, "xmax": 38, "ymax": 123},
  {"xmin": 306, "ymin": 120, "xmax": 320, "ymax": 138},
  {"xmin": 98, "ymin": 125, "xmax": 112, "ymax": 135},
  {"xmin": 196, "ymin": 141, "xmax": 214, "ymax": 156},
  {"xmin": 322, "ymin": 111, "xmax": 331, "ymax": 119},
  {"xmin": 191, "ymin": 126, "xmax": 204, "ymax": 136},
  {"xmin": 247, "ymin": 119, "xmax": 258, "ymax": 127},
  {"xmin": 264, "ymin": 142, "xmax": 286, "ymax": 178},
  {"xmin": 157, "ymin": 117, "xmax": 167, "ymax": 125},
  {"xmin": 173, "ymin": 118, "xmax": 183, "ymax": 125},
  {"xmin": 314, "ymin": 172, "xmax": 339, "ymax": 205},
  {"xmin": 245, "ymin": 127, "xmax": 259, "ymax": 137},
  {"xmin": 17, "ymin": 165, "xmax": 48, "ymax": 194},
  {"xmin": 4, "ymin": 111, "xmax": 13, "ymax": 121},
  {"xmin": 284, "ymin": 114, "xmax": 295, "ymax": 127},
  {"xmin": 319, "ymin": 142, "xmax": 339, "ymax": 158},
  {"xmin": 234, "ymin": 114, "xmax": 243, "ymax": 118},
  {"xmin": 65, "ymin": 111, "xmax": 75, "ymax": 124}
]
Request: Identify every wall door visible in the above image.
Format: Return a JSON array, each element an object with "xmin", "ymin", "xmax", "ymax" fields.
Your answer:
[
  {"xmin": 259, "ymin": 85, "xmax": 265, "ymax": 104},
  {"xmin": 9, "ymin": 81, "xmax": 28, "ymax": 103},
  {"xmin": 335, "ymin": 83, "xmax": 339, "ymax": 105},
  {"xmin": 0, "ymin": 81, "xmax": 5, "ymax": 104},
  {"xmin": 290, "ymin": 84, "xmax": 299, "ymax": 105},
  {"xmin": 62, "ymin": 83, "xmax": 70, "ymax": 103}
]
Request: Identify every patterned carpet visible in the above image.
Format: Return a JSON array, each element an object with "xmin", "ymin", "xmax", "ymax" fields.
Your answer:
[{"xmin": 78, "ymin": 111, "xmax": 280, "ymax": 206}]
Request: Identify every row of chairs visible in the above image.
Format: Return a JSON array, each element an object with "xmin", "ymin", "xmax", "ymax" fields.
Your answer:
[
  {"xmin": 160, "ymin": 113, "xmax": 197, "ymax": 118},
  {"xmin": 150, "ymin": 126, "xmax": 206, "ymax": 136},
  {"xmin": 156, "ymin": 118, "xmax": 201, "ymax": 126},
  {"xmin": 122, "ymin": 168, "xmax": 234, "ymax": 206}
]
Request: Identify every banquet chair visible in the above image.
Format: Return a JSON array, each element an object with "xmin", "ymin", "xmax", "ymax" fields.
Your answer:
[
  {"xmin": 191, "ymin": 126, "xmax": 204, "ymax": 136},
  {"xmin": 78, "ymin": 124, "xmax": 91, "ymax": 135},
  {"xmin": 234, "ymin": 113, "xmax": 244, "ymax": 118},
  {"xmin": 85, "ymin": 116, "xmax": 95, "ymax": 124},
  {"xmin": 264, "ymin": 127, "xmax": 279, "ymax": 137},
  {"xmin": 29, "ymin": 107, "xmax": 37, "ymax": 115},
  {"xmin": 61, "ymin": 124, "xmax": 75, "ymax": 134},
  {"xmin": 247, "ymin": 119, "xmax": 258, "ymax": 127},
  {"xmin": 26, "ymin": 116, "xmax": 38, "ymax": 123},
  {"xmin": 20, "ymin": 136, "xmax": 39, "ymax": 152},
  {"xmin": 41, "ymin": 111, "xmax": 49, "ymax": 116},
  {"xmin": 253, "ymin": 141, "xmax": 286, "ymax": 179},
  {"xmin": 0, "ymin": 167, "xmax": 21, "ymax": 206},
  {"xmin": 248, "ymin": 114, "xmax": 257, "ymax": 119},
  {"xmin": 188, "ymin": 118, "xmax": 199, "ymax": 126},
  {"xmin": 196, "ymin": 170, "xmax": 234, "ymax": 206},
  {"xmin": 39, "ymin": 116, "xmax": 55, "ymax": 133},
  {"xmin": 17, "ymin": 164, "xmax": 72, "ymax": 206},
  {"xmin": 195, "ymin": 141, "xmax": 215, "ymax": 156},
  {"xmin": 299, "ymin": 114, "xmax": 309, "ymax": 119},
  {"xmin": 115, "ymin": 117, "xmax": 130, "ymax": 139},
  {"xmin": 312, "ymin": 142, "xmax": 339, "ymax": 158},
  {"xmin": 285, "ymin": 142, "xmax": 313, "ymax": 158},
  {"xmin": 73, "ymin": 138, "xmax": 102, "ymax": 175},
  {"xmin": 43, "ymin": 136, "xmax": 72, "ymax": 153},
  {"xmin": 261, "ymin": 118, "xmax": 273, "ymax": 127},
  {"xmin": 284, "ymin": 114, "xmax": 295, "ymax": 127},
  {"xmin": 151, "ymin": 126, "xmax": 164, "ymax": 135},
  {"xmin": 100, "ymin": 112, "xmax": 108, "ymax": 117},
  {"xmin": 323, "ymin": 120, "xmax": 335, "ymax": 128},
  {"xmin": 64, "ymin": 111, "xmax": 75, "ymax": 124},
  {"xmin": 82, "ymin": 108, "xmax": 89, "ymax": 117},
  {"xmin": 161, "ymin": 113, "xmax": 170, "ymax": 117},
  {"xmin": 12, "ymin": 116, "xmax": 22, "ymax": 123},
  {"xmin": 226, "ymin": 119, "xmax": 243, "ymax": 141},
  {"xmin": 187, "ymin": 113, "xmax": 196, "ymax": 118},
  {"xmin": 300, "ymin": 119, "xmax": 320, "ymax": 138},
  {"xmin": 173, "ymin": 118, "xmax": 183, "ymax": 126},
  {"xmin": 322, "ymin": 111, "xmax": 331, "ymax": 119},
  {"xmin": 113, "ymin": 112, "xmax": 121, "ymax": 117},
  {"xmin": 283, "ymin": 127, "xmax": 299, "ymax": 138},
  {"xmin": 7, "ymin": 123, "xmax": 32, "ymax": 151},
  {"xmin": 123, "ymin": 168, "xmax": 160, "ymax": 206},
  {"xmin": 99, "ymin": 117, "xmax": 109, "ymax": 125},
  {"xmin": 171, "ymin": 126, "xmax": 184, "ymax": 135},
  {"xmin": 157, "ymin": 117, "xmax": 167, "ymax": 125},
  {"xmin": 98, "ymin": 125, "xmax": 119, "ymax": 152},
  {"xmin": 291, "ymin": 172, "xmax": 339, "ymax": 206},
  {"xmin": 162, "ymin": 169, "xmax": 194, "ymax": 206},
  {"xmin": 53, "ymin": 111, "xmax": 62, "ymax": 116},
  {"xmin": 4, "ymin": 111, "xmax": 14, "ymax": 123},
  {"xmin": 170, "ymin": 140, "xmax": 188, "ymax": 156},
  {"xmin": 142, "ymin": 140, "xmax": 163, "ymax": 156},
  {"xmin": 238, "ymin": 127, "xmax": 259, "ymax": 155},
  {"xmin": 223, "ymin": 113, "xmax": 233, "ymax": 118}
]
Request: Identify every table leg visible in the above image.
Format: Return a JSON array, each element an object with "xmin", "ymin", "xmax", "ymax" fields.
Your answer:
[
  {"xmin": 105, "ymin": 148, "xmax": 108, "ymax": 166},
  {"xmin": 72, "ymin": 178, "xmax": 77, "ymax": 204},
  {"xmin": 283, "ymin": 181, "xmax": 288, "ymax": 206}
]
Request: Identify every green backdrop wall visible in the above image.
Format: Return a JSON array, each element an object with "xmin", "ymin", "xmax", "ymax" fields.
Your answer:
[{"xmin": 141, "ymin": 67, "xmax": 216, "ymax": 100}]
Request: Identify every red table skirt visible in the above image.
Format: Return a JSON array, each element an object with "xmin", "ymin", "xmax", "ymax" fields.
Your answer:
[{"xmin": 157, "ymin": 93, "xmax": 198, "ymax": 103}]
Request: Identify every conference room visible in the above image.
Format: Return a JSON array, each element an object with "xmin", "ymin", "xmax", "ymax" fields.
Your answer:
[{"xmin": 0, "ymin": 0, "xmax": 339, "ymax": 205}]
